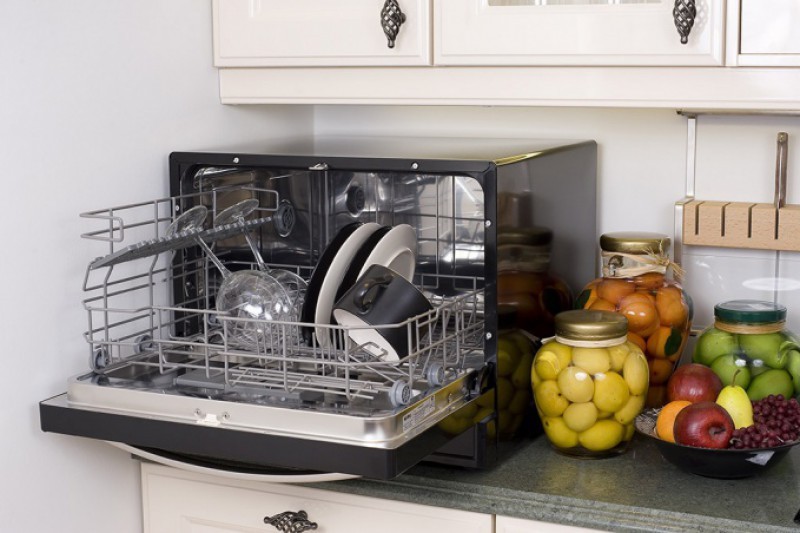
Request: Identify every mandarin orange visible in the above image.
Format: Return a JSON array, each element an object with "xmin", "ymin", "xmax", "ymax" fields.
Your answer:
[
  {"xmin": 634, "ymin": 272, "xmax": 666, "ymax": 291},
  {"xmin": 648, "ymin": 357, "xmax": 674, "ymax": 385},
  {"xmin": 596, "ymin": 279, "xmax": 636, "ymax": 306},
  {"xmin": 655, "ymin": 400, "xmax": 692, "ymax": 442}
]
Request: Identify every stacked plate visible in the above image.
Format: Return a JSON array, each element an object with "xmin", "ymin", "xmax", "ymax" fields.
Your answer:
[{"xmin": 300, "ymin": 222, "xmax": 417, "ymax": 349}]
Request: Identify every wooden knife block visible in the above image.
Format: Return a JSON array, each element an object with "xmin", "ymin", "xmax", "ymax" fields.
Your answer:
[{"xmin": 681, "ymin": 199, "xmax": 800, "ymax": 252}]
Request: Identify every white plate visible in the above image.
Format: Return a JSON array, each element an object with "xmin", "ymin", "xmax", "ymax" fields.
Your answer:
[
  {"xmin": 314, "ymin": 222, "xmax": 382, "ymax": 349},
  {"xmin": 356, "ymin": 224, "xmax": 417, "ymax": 281}
]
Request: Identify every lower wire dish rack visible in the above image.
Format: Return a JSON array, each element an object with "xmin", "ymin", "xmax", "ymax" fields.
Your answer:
[{"xmin": 76, "ymin": 188, "xmax": 486, "ymax": 430}]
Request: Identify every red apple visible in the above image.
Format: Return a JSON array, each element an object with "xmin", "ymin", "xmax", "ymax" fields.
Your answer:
[
  {"xmin": 673, "ymin": 401, "xmax": 734, "ymax": 449},
  {"xmin": 666, "ymin": 363, "xmax": 723, "ymax": 404}
]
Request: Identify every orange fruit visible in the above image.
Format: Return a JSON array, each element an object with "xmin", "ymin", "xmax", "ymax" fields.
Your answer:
[
  {"xmin": 646, "ymin": 385, "xmax": 667, "ymax": 408},
  {"xmin": 655, "ymin": 286, "xmax": 688, "ymax": 327},
  {"xmin": 634, "ymin": 289, "xmax": 656, "ymax": 304},
  {"xmin": 619, "ymin": 295, "xmax": 659, "ymax": 337},
  {"xmin": 576, "ymin": 286, "xmax": 599, "ymax": 309},
  {"xmin": 647, "ymin": 326, "xmax": 684, "ymax": 360},
  {"xmin": 648, "ymin": 357, "xmax": 674, "ymax": 385},
  {"xmin": 498, "ymin": 271, "xmax": 544, "ymax": 296},
  {"xmin": 627, "ymin": 332, "xmax": 646, "ymax": 352},
  {"xmin": 588, "ymin": 298, "xmax": 616, "ymax": 312},
  {"xmin": 655, "ymin": 400, "xmax": 692, "ymax": 442},
  {"xmin": 667, "ymin": 332, "xmax": 688, "ymax": 363},
  {"xmin": 596, "ymin": 279, "xmax": 635, "ymax": 306},
  {"xmin": 634, "ymin": 272, "xmax": 666, "ymax": 291}
]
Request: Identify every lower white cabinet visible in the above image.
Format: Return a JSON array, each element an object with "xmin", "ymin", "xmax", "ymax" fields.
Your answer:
[{"xmin": 141, "ymin": 464, "xmax": 493, "ymax": 533}]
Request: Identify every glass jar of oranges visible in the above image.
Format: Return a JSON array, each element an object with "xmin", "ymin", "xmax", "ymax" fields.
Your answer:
[
  {"xmin": 575, "ymin": 232, "xmax": 692, "ymax": 408},
  {"xmin": 497, "ymin": 227, "xmax": 572, "ymax": 339},
  {"xmin": 532, "ymin": 310, "xmax": 648, "ymax": 457}
]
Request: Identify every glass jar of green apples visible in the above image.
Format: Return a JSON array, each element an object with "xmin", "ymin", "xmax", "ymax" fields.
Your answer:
[{"xmin": 693, "ymin": 300, "xmax": 800, "ymax": 401}]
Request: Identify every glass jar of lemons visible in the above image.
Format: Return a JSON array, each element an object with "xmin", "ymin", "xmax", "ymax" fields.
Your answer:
[
  {"xmin": 532, "ymin": 310, "xmax": 649, "ymax": 457},
  {"xmin": 575, "ymin": 232, "xmax": 691, "ymax": 408}
]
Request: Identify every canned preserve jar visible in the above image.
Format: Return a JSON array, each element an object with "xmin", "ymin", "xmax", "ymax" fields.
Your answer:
[
  {"xmin": 575, "ymin": 232, "xmax": 692, "ymax": 408},
  {"xmin": 532, "ymin": 310, "xmax": 649, "ymax": 457},
  {"xmin": 693, "ymin": 300, "xmax": 800, "ymax": 401},
  {"xmin": 495, "ymin": 307, "xmax": 538, "ymax": 440},
  {"xmin": 498, "ymin": 227, "xmax": 572, "ymax": 339}
]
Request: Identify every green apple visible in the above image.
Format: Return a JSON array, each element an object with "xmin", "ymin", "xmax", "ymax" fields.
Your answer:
[
  {"xmin": 710, "ymin": 354, "xmax": 751, "ymax": 389},
  {"xmin": 746, "ymin": 369, "xmax": 794, "ymax": 401},
  {"xmin": 693, "ymin": 328, "xmax": 737, "ymax": 366},
  {"xmin": 786, "ymin": 350, "xmax": 800, "ymax": 393},
  {"xmin": 738, "ymin": 333, "xmax": 788, "ymax": 369}
]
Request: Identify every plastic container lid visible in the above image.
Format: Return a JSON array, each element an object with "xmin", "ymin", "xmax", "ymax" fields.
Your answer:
[
  {"xmin": 555, "ymin": 310, "xmax": 628, "ymax": 341},
  {"xmin": 714, "ymin": 300, "xmax": 787, "ymax": 325},
  {"xmin": 599, "ymin": 232, "xmax": 670, "ymax": 255}
]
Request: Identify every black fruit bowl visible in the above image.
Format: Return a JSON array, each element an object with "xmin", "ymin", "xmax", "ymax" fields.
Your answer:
[{"xmin": 635, "ymin": 409, "xmax": 799, "ymax": 479}]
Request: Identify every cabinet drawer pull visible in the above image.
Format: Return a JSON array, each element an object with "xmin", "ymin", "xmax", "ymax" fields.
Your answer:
[
  {"xmin": 672, "ymin": 0, "xmax": 696, "ymax": 45},
  {"xmin": 264, "ymin": 510, "xmax": 318, "ymax": 533},
  {"xmin": 381, "ymin": 0, "xmax": 406, "ymax": 49}
]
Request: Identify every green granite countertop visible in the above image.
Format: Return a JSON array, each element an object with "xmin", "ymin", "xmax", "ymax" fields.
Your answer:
[{"xmin": 311, "ymin": 435, "xmax": 800, "ymax": 532}]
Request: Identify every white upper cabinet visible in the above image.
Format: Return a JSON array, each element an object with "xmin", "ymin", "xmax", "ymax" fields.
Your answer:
[
  {"xmin": 213, "ymin": 0, "xmax": 432, "ymax": 67},
  {"xmin": 434, "ymin": 0, "xmax": 725, "ymax": 66},
  {"xmin": 733, "ymin": 0, "xmax": 800, "ymax": 66}
]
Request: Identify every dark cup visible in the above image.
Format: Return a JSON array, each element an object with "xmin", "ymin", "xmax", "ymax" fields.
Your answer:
[{"xmin": 332, "ymin": 264, "xmax": 432, "ymax": 361}]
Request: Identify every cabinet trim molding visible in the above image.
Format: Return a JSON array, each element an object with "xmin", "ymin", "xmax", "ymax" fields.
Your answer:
[{"xmin": 219, "ymin": 67, "xmax": 800, "ymax": 110}]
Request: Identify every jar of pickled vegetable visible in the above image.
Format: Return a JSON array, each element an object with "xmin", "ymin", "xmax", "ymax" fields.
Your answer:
[
  {"xmin": 532, "ymin": 310, "xmax": 648, "ymax": 457},
  {"xmin": 575, "ymin": 232, "xmax": 692, "ymax": 408},
  {"xmin": 498, "ymin": 227, "xmax": 572, "ymax": 339},
  {"xmin": 694, "ymin": 300, "xmax": 800, "ymax": 401},
  {"xmin": 495, "ymin": 307, "xmax": 538, "ymax": 440}
]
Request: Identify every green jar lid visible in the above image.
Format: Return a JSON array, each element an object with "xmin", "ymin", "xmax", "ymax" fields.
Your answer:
[
  {"xmin": 599, "ymin": 232, "xmax": 670, "ymax": 255},
  {"xmin": 714, "ymin": 300, "xmax": 787, "ymax": 324},
  {"xmin": 555, "ymin": 310, "xmax": 628, "ymax": 341}
]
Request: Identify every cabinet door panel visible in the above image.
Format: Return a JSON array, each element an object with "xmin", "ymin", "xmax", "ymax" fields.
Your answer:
[
  {"xmin": 435, "ymin": 0, "xmax": 725, "ymax": 66},
  {"xmin": 738, "ymin": 0, "xmax": 800, "ymax": 66},
  {"xmin": 142, "ymin": 464, "xmax": 493, "ymax": 533},
  {"xmin": 214, "ymin": 0, "xmax": 431, "ymax": 66}
]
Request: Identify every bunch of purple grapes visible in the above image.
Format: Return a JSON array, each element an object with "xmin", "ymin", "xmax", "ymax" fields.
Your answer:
[{"xmin": 729, "ymin": 395, "xmax": 800, "ymax": 450}]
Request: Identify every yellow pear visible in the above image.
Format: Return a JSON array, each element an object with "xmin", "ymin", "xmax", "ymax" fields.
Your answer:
[{"xmin": 716, "ymin": 384, "xmax": 754, "ymax": 429}]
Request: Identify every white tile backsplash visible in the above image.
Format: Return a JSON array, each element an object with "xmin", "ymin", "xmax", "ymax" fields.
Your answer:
[{"xmin": 681, "ymin": 246, "xmax": 800, "ymax": 333}]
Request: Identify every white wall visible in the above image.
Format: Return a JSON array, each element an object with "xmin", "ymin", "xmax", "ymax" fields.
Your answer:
[
  {"xmin": 314, "ymin": 106, "xmax": 800, "ymax": 331},
  {"xmin": 0, "ymin": 2, "xmax": 310, "ymax": 532}
]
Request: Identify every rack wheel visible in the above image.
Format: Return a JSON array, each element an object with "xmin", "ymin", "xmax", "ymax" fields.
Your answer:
[
  {"xmin": 425, "ymin": 363, "xmax": 445, "ymax": 387},
  {"xmin": 90, "ymin": 348, "xmax": 110, "ymax": 370},
  {"xmin": 134, "ymin": 334, "xmax": 155, "ymax": 354},
  {"xmin": 390, "ymin": 380, "xmax": 411, "ymax": 407}
]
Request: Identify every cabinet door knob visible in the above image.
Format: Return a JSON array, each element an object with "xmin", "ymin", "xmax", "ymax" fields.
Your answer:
[
  {"xmin": 381, "ymin": 0, "xmax": 406, "ymax": 49},
  {"xmin": 672, "ymin": 0, "xmax": 696, "ymax": 45},
  {"xmin": 264, "ymin": 510, "xmax": 318, "ymax": 533}
]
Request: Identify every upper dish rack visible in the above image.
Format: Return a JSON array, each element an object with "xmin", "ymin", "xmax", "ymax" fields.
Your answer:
[{"xmin": 79, "ymin": 187, "xmax": 485, "ymax": 409}]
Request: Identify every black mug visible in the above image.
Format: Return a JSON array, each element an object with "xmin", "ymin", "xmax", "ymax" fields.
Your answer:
[{"xmin": 333, "ymin": 264, "xmax": 432, "ymax": 361}]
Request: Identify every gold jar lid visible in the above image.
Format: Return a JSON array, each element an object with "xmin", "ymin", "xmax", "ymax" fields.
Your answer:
[
  {"xmin": 599, "ymin": 232, "xmax": 670, "ymax": 255},
  {"xmin": 497, "ymin": 226, "xmax": 553, "ymax": 246},
  {"xmin": 554, "ymin": 310, "xmax": 628, "ymax": 341}
]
